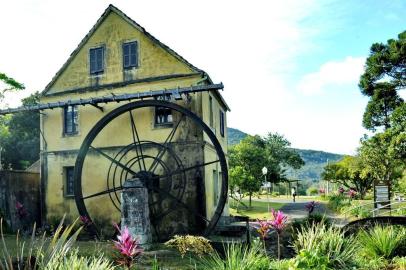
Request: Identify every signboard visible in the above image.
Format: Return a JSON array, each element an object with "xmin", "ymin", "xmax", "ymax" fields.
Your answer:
[{"xmin": 374, "ymin": 184, "xmax": 390, "ymax": 210}]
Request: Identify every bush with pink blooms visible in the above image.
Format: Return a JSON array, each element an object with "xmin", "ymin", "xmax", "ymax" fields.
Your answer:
[{"xmin": 112, "ymin": 223, "xmax": 143, "ymax": 269}]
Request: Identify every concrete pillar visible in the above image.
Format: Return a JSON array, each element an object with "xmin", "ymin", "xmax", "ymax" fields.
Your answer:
[{"xmin": 121, "ymin": 178, "xmax": 152, "ymax": 247}]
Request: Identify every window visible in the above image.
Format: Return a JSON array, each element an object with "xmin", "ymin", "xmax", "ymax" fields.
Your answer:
[
  {"xmin": 64, "ymin": 105, "xmax": 78, "ymax": 135},
  {"xmin": 123, "ymin": 41, "xmax": 138, "ymax": 69},
  {"xmin": 219, "ymin": 110, "xmax": 225, "ymax": 137},
  {"xmin": 89, "ymin": 46, "xmax": 104, "ymax": 75},
  {"xmin": 65, "ymin": 167, "xmax": 75, "ymax": 197},
  {"xmin": 209, "ymin": 95, "xmax": 213, "ymax": 127},
  {"xmin": 213, "ymin": 170, "xmax": 219, "ymax": 206},
  {"xmin": 155, "ymin": 96, "xmax": 173, "ymax": 125}
]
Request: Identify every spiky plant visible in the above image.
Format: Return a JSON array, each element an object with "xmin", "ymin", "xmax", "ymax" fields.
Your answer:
[
  {"xmin": 293, "ymin": 223, "xmax": 358, "ymax": 269},
  {"xmin": 198, "ymin": 241, "xmax": 270, "ymax": 270},
  {"xmin": 358, "ymin": 225, "xmax": 406, "ymax": 260}
]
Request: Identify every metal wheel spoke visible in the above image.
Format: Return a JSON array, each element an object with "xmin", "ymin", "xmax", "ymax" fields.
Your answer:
[
  {"xmin": 149, "ymin": 114, "xmax": 185, "ymax": 173},
  {"xmin": 90, "ymin": 146, "xmax": 137, "ymax": 175},
  {"xmin": 158, "ymin": 160, "xmax": 220, "ymax": 180},
  {"xmin": 152, "ymin": 185, "xmax": 210, "ymax": 223},
  {"xmin": 129, "ymin": 111, "xmax": 147, "ymax": 171},
  {"xmin": 82, "ymin": 186, "xmax": 124, "ymax": 200}
]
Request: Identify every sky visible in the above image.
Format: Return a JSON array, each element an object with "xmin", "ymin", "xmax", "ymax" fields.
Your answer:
[{"xmin": 0, "ymin": 0, "xmax": 405, "ymax": 155}]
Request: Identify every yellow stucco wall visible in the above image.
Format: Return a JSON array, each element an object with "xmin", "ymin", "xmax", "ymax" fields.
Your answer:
[
  {"xmin": 47, "ymin": 12, "xmax": 193, "ymax": 94},
  {"xmin": 40, "ymin": 8, "xmax": 228, "ymax": 230}
]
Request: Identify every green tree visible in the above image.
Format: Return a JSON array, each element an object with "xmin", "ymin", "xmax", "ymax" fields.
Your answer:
[
  {"xmin": 322, "ymin": 155, "xmax": 373, "ymax": 199},
  {"xmin": 362, "ymin": 84, "xmax": 403, "ymax": 130},
  {"xmin": 229, "ymin": 135, "xmax": 267, "ymax": 207},
  {"xmin": 1, "ymin": 92, "xmax": 40, "ymax": 169},
  {"xmin": 0, "ymin": 72, "xmax": 24, "ymax": 101},
  {"xmin": 229, "ymin": 133, "xmax": 304, "ymax": 207},
  {"xmin": 359, "ymin": 30, "xmax": 406, "ymax": 131}
]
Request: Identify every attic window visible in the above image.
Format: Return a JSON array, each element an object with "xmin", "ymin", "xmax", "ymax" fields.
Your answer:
[
  {"xmin": 123, "ymin": 41, "xmax": 138, "ymax": 69},
  {"xmin": 89, "ymin": 47, "xmax": 104, "ymax": 75}
]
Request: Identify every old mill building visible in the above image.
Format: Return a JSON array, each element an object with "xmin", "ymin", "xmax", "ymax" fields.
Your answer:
[{"xmin": 39, "ymin": 5, "xmax": 229, "ymax": 238}]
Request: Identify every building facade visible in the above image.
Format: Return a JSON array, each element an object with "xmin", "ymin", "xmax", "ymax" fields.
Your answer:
[{"xmin": 39, "ymin": 5, "xmax": 229, "ymax": 237}]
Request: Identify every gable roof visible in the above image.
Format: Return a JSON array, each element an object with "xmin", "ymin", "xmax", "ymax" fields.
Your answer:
[
  {"xmin": 42, "ymin": 4, "xmax": 204, "ymax": 95},
  {"xmin": 41, "ymin": 4, "xmax": 230, "ymax": 111}
]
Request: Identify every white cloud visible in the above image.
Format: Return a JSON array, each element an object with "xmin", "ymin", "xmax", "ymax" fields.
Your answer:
[{"xmin": 297, "ymin": 56, "xmax": 366, "ymax": 95}]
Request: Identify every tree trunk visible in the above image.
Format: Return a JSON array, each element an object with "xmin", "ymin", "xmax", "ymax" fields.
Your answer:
[{"xmin": 249, "ymin": 193, "xmax": 252, "ymax": 208}]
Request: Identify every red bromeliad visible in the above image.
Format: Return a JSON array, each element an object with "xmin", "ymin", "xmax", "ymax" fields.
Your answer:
[
  {"xmin": 112, "ymin": 223, "xmax": 143, "ymax": 268},
  {"xmin": 305, "ymin": 201, "xmax": 318, "ymax": 215},
  {"xmin": 256, "ymin": 219, "xmax": 271, "ymax": 240},
  {"xmin": 269, "ymin": 209, "xmax": 288, "ymax": 234},
  {"xmin": 269, "ymin": 209, "xmax": 288, "ymax": 259}
]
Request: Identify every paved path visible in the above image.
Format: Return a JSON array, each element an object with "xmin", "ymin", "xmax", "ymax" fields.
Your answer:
[{"xmin": 252, "ymin": 197, "xmax": 345, "ymax": 223}]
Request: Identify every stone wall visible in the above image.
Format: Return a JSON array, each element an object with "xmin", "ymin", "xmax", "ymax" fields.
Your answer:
[{"xmin": 0, "ymin": 170, "xmax": 41, "ymax": 231}]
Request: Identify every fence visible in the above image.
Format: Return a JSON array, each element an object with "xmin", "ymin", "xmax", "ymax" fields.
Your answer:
[{"xmin": 0, "ymin": 170, "xmax": 41, "ymax": 232}]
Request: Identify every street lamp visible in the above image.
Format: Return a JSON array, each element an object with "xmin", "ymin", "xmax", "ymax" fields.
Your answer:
[{"xmin": 262, "ymin": 167, "xmax": 269, "ymax": 212}]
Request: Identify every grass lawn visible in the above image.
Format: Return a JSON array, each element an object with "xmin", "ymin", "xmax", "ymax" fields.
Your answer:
[{"xmin": 229, "ymin": 199, "xmax": 285, "ymax": 220}]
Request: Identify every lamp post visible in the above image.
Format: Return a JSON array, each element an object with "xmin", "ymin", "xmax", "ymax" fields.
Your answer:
[{"xmin": 262, "ymin": 167, "xmax": 269, "ymax": 212}]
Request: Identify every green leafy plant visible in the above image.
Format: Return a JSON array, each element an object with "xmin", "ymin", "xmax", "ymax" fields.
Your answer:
[
  {"xmin": 43, "ymin": 249, "xmax": 115, "ymax": 270},
  {"xmin": 392, "ymin": 256, "xmax": 406, "ymax": 270},
  {"xmin": 1, "ymin": 215, "xmax": 82, "ymax": 270},
  {"xmin": 358, "ymin": 225, "xmax": 406, "ymax": 260},
  {"xmin": 150, "ymin": 255, "xmax": 160, "ymax": 270},
  {"xmin": 198, "ymin": 241, "xmax": 270, "ymax": 270},
  {"xmin": 290, "ymin": 249, "xmax": 331, "ymax": 270},
  {"xmin": 293, "ymin": 223, "xmax": 358, "ymax": 269},
  {"xmin": 164, "ymin": 235, "xmax": 214, "ymax": 258},
  {"xmin": 269, "ymin": 259, "xmax": 291, "ymax": 270}
]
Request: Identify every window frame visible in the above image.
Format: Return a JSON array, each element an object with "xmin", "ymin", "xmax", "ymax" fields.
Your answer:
[
  {"xmin": 219, "ymin": 110, "xmax": 225, "ymax": 137},
  {"xmin": 64, "ymin": 166, "xmax": 75, "ymax": 198},
  {"xmin": 122, "ymin": 41, "xmax": 138, "ymax": 70},
  {"xmin": 209, "ymin": 95, "xmax": 213, "ymax": 128},
  {"xmin": 89, "ymin": 46, "xmax": 105, "ymax": 75},
  {"xmin": 154, "ymin": 95, "xmax": 173, "ymax": 127},
  {"xmin": 63, "ymin": 105, "xmax": 78, "ymax": 136}
]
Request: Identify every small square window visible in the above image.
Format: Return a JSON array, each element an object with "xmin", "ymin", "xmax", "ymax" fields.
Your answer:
[
  {"xmin": 123, "ymin": 41, "xmax": 138, "ymax": 69},
  {"xmin": 65, "ymin": 166, "xmax": 75, "ymax": 197},
  {"xmin": 64, "ymin": 105, "xmax": 78, "ymax": 135},
  {"xmin": 89, "ymin": 47, "xmax": 104, "ymax": 75},
  {"xmin": 219, "ymin": 110, "xmax": 225, "ymax": 137}
]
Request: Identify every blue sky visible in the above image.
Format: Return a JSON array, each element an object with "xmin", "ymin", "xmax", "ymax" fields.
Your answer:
[{"xmin": 0, "ymin": 0, "xmax": 405, "ymax": 154}]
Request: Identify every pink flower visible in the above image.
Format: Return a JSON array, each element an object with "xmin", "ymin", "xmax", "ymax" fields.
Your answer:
[
  {"xmin": 269, "ymin": 209, "xmax": 288, "ymax": 234},
  {"xmin": 348, "ymin": 189, "xmax": 357, "ymax": 199},
  {"xmin": 305, "ymin": 201, "xmax": 318, "ymax": 214},
  {"xmin": 256, "ymin": 219, "xmax": 271, "ymax": 239},
  {"xmin": 112, "ymin": 223, "xmax": 143, "ymax": 267},
  {"xmin": 338, "ymin": 187, "xmax": 345, "ymax": 194},
  {"xmin": 319, "ymin": 188, "xmax": 326, "ymax": 194},
  {"xmin": 15, "ymin": 201, "xmax": 27, "ymax": 219},
  {"xmin": 80, "ymin": 215, "xmax": 92, "ymax": 226}
]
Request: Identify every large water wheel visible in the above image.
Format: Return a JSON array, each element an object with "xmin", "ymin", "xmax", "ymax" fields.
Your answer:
[{"xmin": 73, "ymin": 100, "xmax": 228, "ymax": 240}]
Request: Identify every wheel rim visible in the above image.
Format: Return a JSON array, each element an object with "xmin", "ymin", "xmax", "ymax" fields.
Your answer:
[{"xmin": 74, "ymin": 100, "xmax": 228, "ymax": 239}]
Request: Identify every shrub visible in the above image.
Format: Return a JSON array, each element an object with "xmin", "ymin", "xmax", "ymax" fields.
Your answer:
[
  {"xmin": 43, "ymin": 249, "xmax": 115, "ymax": 270},
  {"xmin": 198, "ymin": 241, "xmax": 270, "ymax": 270},
  {"xmin": 348, "ymin": 203, "xmax": 371, "ymax": 219},
  {"xmin": 269, "ymin": 259, "xmax": 291, "ymax": 270},
  {"xmin": 164, "ymin": 235, "xmax": 214, "ymax": 258},
  {"xmin": 357, "ymin": 225, "xmax": 406, "ymax": 260},
  {"xmin": 392, "ymin": 256, "xmax": 406, "ymax": 270},
  {"xmin": 327, "ymin": 194, "xmax": 350, "ymax": 212},
  {"xmin": 293, "ymin": 223, "xmax": 358, "ymax": 269},
  {"xmin": 307, "ymin": 187, "xmax": 318, "ymax": 196},
  {"xmin": 291, "ymin": 214, "xmax": 331, "ymax": 233},
  {"xmin": 290, "ymin": 249, "xmax": 331, "ymax": 270},
  {"xmin": 1, "ymin": 215, "xmax": 82, "ymax": 269}
]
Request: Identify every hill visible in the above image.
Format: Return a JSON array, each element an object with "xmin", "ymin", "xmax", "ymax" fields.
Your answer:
[{"xmin": 227, "ymin": 127, "xmax": 344, "ymax": 181}]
